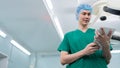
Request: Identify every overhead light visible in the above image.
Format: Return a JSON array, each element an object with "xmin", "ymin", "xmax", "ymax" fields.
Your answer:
[
  {"xmin": 10, "ymin": 40, "xmax": 31, "ymax": 55},
  {"xmin": 45, "ymin": 0, "xmax": 53, "ymax": 10},
  {"xmin": 77, "ymin": 0, "xmax": 80, "ymax": 4},
  {"xmin": 53, "ymin": 16, "xmax": 64, "ymax": 39},
  {"xmin": 0, "ymin": 30, "xmax": 7, "ymax": 38},
  {"xmin": 43, "ymin": 0, "xmax": 64, "ymax": 40},
  {"xmin": 111, "ymin": 50, "xmax": 120, "ymax": 54}
]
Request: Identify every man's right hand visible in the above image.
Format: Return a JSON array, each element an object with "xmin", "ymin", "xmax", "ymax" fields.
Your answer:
[{"xmin": 83, "ymin": 42, "xmax": 99, "ymax": 55}]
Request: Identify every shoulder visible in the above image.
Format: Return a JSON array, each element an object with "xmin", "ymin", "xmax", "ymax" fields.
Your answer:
[
  {"xmin": 89, "ymin": 28, "xmax": 95, "ymax": 31},
  {"xmin": 88, "ymin": 28, "xmax": 95, "ymax": 31}
]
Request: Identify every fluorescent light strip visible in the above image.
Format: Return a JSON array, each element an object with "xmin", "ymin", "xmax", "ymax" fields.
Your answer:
[
  {"xmin": 43, "ymin": 0, "xmax": 64, "ymax": 40},
  {"xmin": 0, "ymin": 30, "xmax": 7, "ymax": 38},
  {"xmin": 53, "ymin": 16, "xmax": 64, "ymax": 39},
  {"xmin": 77, "ymin": 0, "xmax": 80, "ymax": 4},
  {"xmin": 10, "ymin": 40, "xmax": 31, "ymax": 55},
  {"xmin": 46, "ymin": 0, "xmax": 53, "ymax": 10},
  {"xmin": 111, "ymin": 50, "xmax": 120, "ymax": 54}
]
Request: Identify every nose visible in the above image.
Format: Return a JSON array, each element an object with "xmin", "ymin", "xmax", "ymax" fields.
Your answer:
[{"xmin": 85, "ymin": 14, "xmax": 90, "ymax": 18}]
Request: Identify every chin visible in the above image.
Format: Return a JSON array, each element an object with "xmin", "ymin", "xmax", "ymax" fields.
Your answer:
[{"xmin": 84, "ymin": 22, "xmax": 89, "ymax": 25}]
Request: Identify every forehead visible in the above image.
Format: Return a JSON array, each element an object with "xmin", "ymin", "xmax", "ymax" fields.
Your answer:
[{"xmin": 81, "ymin": 10, "xmax": 91, "ymax": 14}]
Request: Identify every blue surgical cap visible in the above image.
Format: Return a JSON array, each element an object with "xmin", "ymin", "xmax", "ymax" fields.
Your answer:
[{"xmin": 76, "ymin": 4, "xmax": 92, "ymax": 20}]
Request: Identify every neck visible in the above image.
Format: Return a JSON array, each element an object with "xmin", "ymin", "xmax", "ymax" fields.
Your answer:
[{"xmin": 78, "ymin": 24, "xmax": 88, "ymax": 32}]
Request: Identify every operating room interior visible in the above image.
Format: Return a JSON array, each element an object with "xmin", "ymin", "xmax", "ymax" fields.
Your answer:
[{"xmin": 0, "ymin": 0, "xmax": 120, "ymax": 68}]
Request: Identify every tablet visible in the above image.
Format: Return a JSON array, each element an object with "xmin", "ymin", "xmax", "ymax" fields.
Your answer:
[
  {"xmin": 97, "ymin": 27, "xmax": 115, "ymax": 36},
  {"xmin": 95, "ymin": 27, "xmax": 115, "ymax": 49}
]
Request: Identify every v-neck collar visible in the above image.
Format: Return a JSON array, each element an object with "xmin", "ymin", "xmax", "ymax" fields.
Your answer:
[{"xmin": 76, "ymin": 28, "xmax": 90, "ymax": 33}]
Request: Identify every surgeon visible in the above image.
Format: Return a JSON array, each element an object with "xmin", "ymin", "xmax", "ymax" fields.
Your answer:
[{"xmin": 57, "ymin": 4, "xmax": 113, "ymax": 68}]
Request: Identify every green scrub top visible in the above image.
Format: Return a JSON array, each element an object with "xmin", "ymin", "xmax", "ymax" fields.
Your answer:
[{"xmin": 57, "ymin": 28, "xmax": 112, "ymax": 68}]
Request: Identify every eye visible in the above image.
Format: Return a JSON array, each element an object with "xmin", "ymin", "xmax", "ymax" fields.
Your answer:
[
  {"xmin": 82, "ymin": 12, "xmax": 86, "ymax": 15},
  {"xmin": 88, "ymin": 13, "xmax": 91, "ymax": 16}
]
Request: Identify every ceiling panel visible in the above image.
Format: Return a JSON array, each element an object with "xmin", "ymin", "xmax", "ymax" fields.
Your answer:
[{"xmin": 0, "ymin": 0, "xmax": 61, "ymax": 53}]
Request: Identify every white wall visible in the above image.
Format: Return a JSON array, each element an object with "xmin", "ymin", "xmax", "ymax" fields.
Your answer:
[
  {"xmin": 0, "ymin": 57, "xmax": 8, "ymax": 68},
  {"xmin": 35, "ymin": 53, "xmax": 66, "ymax": 68}
]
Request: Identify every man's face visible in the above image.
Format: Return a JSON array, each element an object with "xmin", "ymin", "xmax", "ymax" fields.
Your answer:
[{"xmin": 78, "ymin": 10, "xmax": 91, "ymax": 26}]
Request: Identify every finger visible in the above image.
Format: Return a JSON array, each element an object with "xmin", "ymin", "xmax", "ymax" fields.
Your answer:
[
  {"xmin": 95, "ymin": 39, "xmax": 101, "ymax": 45},
  {"xmin": 94, "ymin": 31, "xmax": 99, "ymax": 38},
  {"xmin": 93, "ymin": 45, "xmax": 100, "ymax": 48},
  {"xmin": 93, "ymin": 48, "xmax": 99, "ymax": 51},
  {"xmin": 94, "ymin": 46, "xmax": 100, "ymax": 49},
  {"xmin": 101, "ymin": 27, "xmax": 106, "ymax": 35},
  {"xmin": 89, "ymin": 43, "xmax": 97, "ymax": 47},
  {"xmin": 91, "ymin": 49, "xmax": 98, "ymax": 52},
  {"xmin": 107, "ymin": 29, "xmax": 112, "ymax": 37},
  {"xmin": 96, "ymin": 30, "xmax": 103, "ymax": 38},
  {"xmin": 96, "ymin": 30, "xmax": 101, "ymax": 36},
  {"xmin": 95, "ymin": 35, "xmax": 98, "ymax": 39},
  {"xmin": 92, "ymin": 45, "xmax": 99, "ymax": 48}
]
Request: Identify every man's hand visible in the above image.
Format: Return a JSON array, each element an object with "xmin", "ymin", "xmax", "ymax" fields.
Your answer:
[
  {"xmin": 95, "ymin": 28, "xmax": 112, "ymax": 47},
  {"xmin": 94, "ymin": 27, "xmax": 113, "ymax": 64},
  {"xmin": 83, "ymin": 42, "xmax": 99, "ymax": 55}
]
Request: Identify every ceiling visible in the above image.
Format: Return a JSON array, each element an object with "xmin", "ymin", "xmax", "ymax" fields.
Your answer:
[
  {"xmin": 0, "ymin": 0, "xmax": 120, "ymax": 54},
  {"xmin": 0, "ymin": 0, "xmax": 61, "ymax": 53}
]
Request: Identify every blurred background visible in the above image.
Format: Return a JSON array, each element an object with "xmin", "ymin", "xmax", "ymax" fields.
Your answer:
[{"xmin": 0, "ymin": 0, "xmax": 120, "ymax": 68}]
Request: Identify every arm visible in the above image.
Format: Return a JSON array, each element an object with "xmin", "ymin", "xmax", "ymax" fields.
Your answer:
[
  {"xmin": 101, "ymin": 42, "xmax": 111, "ymax": 64},
  {"xmin": 60, "ymin": 43, "xmax": 99, "ymax": 65},
  {"xmin": 60, "ymin": 50, "xmax": 85, "ymax": 65}
]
